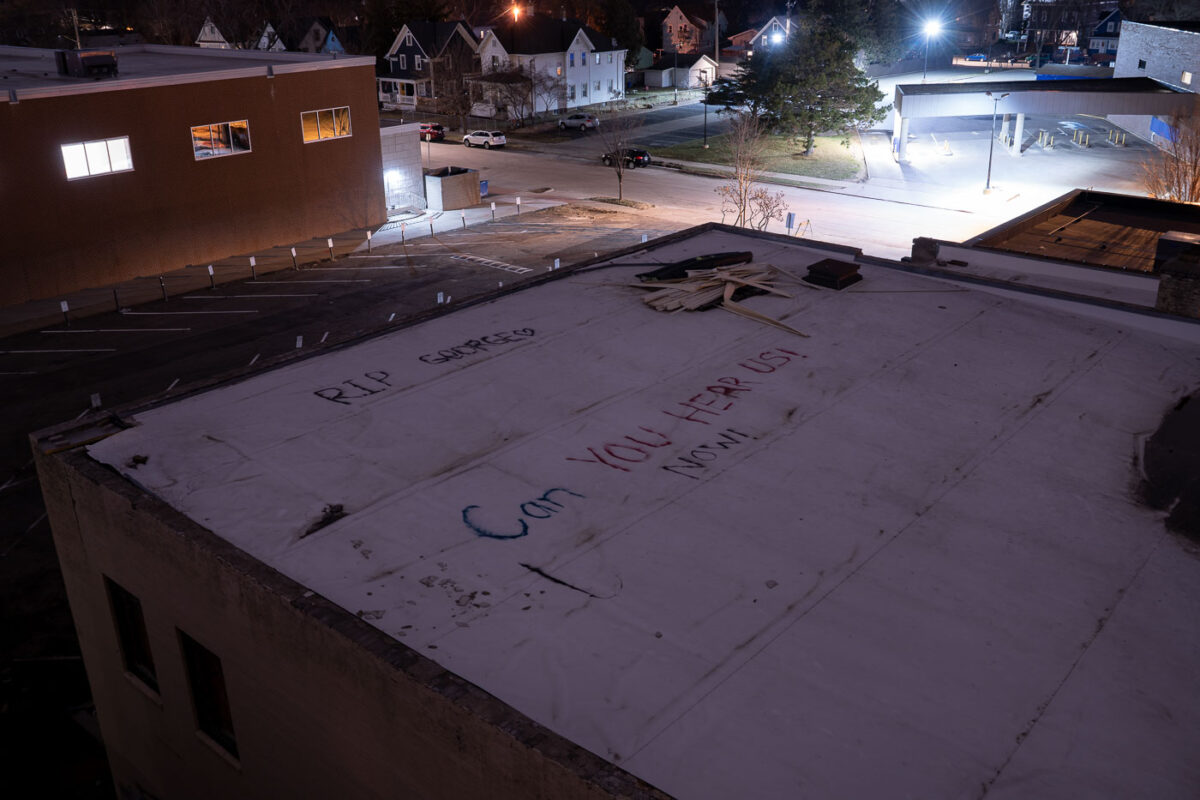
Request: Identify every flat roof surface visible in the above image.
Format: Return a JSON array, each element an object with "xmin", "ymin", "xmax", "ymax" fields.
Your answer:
[
  {"xmin": 972, "ymin": 191, "xmax": 1200, "ymax": 272},
  {"xmin": 896, "ymin": 76, "xmax": 1176, "ymax": 95},
  {"xmin": 89, "ymin": 229, "xmax": 1200, "ymax": 798},
  {"xmin": 0, "ymin": 44, "xmax": 370, "ymax": 95}
]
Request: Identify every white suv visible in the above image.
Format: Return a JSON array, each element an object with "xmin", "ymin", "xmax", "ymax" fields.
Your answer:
[
  {"xmin": 463, "ymin": 130, "xmax": 506, "ymax": 148},
  {"xmin": 559, "ymin": 113, "xmax": 599, "ymax": 130}
]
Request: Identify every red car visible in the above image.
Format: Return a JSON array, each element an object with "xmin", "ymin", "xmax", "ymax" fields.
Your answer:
[{"xmin": 418, "ymin": 122, "xmax": 445, "ymax": 142}]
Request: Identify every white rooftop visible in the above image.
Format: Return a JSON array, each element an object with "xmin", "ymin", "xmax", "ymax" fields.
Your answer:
[{"xmin": 89, "ymin": 229, "xmax": 1200, "ymax": 798}]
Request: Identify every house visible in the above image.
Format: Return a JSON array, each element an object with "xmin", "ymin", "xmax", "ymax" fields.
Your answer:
[
  {"xmin": 1111, "ymin": 20, "xmax": 1200, "ymax": 143},
  {"xmin": 661, "ymin": 4, "xmax": 726, "ymax": 55},
  {"xmin": 1087, "ymin": 8, "xmax": 1121, "ymax": 55},
  {"xmin": 250, "ymin": 22, "xmax": 288, "ymax": 52},
  {"xmin": 195, "ymin": 16, "xmax": 231, "ymax": 49},
  {"xmin": 34, "ymin": 213, "xmax": 1200, "ymax": 800},
  {"xmin": 0, "ymin": 44, "xmax": 386, "ymax": 307},
  {"xmin": 297, "ymin": 17, "xmax": 347, "ymax": 54},
  {"xmin": 470, "ymin": 15, "xmax": 626, "ymax": 118},
  {"xmin": 379, "ymin": 20, "xmax": 478, "ymax": 112},
  {"xmin": 726, "ymin": 15, "xmax": 792, "ymax": 61},
  {"xmin": 642, "ymin": 52, "xmax": 718, "ymax": 88}
]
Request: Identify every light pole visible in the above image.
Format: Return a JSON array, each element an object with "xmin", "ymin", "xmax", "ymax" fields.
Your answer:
[
  {"xmin": 985, "ymin": 91, "xmax": 1009, "ymax": 193},
  {"xmin": 702, "ymin": 75, "xmax": 709, "ymax": 148},
  {"xmin": 922, "ymin": 20, "xmax": 942, "ymax": 83}
]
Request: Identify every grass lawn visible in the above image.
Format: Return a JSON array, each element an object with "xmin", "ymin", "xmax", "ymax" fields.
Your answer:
[{"xmin": 654, "ymin": 133, "xmax": 865, "ymax": 181}]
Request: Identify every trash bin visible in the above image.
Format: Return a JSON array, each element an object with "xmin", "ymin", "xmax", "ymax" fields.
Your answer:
[{"xmin": 480, "ymin": 179, "xmax": 489, "ymax": 197}]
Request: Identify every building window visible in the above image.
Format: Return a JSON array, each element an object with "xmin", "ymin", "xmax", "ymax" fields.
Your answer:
[
  {"xmin": 414, "ymin": 55, "xmax": 422, "ymax": 70},
  {"xmin": 608, "ymin": 78, "xmax": 613, "ymax": 93},
  {"xmin": 491, "ymin": 54, "xmax": 498, "ymax": 69},
  {"xmin": 569, "ymin": 52, "xmax": 574, "ymax": 67},
  {"xmin": 594, "ymin": 80, "xmax": 600, "ymax": 91},
  {"xmin": 398, "ymin": 54, "xmax": 406, "ymax": 69},
  {"xmin": 595, "ymin": 52, "xmax": 600, "ymax": 64},
  {"xmin": 568, "ymin": 84, "xmax": 576, "ymax": 100},
  {"xmin": 191, "ymin": 120, "xmax": 250, "ymax": 160},
  {"xmin": 608, "ymin": 52, "xmax": 613, "ymax": 63},
  {"xmin": 1138, "ymin": 58, "xmax": 1146, "ymax": 70},
  {"xmin": 581, "ymin": 82, "xmax": 588, "ymax": 97},
  {"xmin": 1106, "ymin": 22, "xmax": 1115, "ymax": 32},
  {"xmin": 61, "ymin": 136, "xmax": 132, "ymax": 180},
  {"xmin": 404, "ymin": 32, "xmax": 413, "ymax": 46},
  {"xmin": 104, "ymin": 577, "xmax": 158, "ymax": 693},
  {"xmin": 301, "ymin": 107, "xmax": 352, "ymax": 143},
  {"xmin": 1183, "ymin": 71, "xmax": 1193, "ymax": 86},
  {"xmin": 556, "ymin": 65, "xmax": 562, "ymax": 76},
  {"xmin": 180, "ymin": 630, "xmax": 238, "ymax": 758}
]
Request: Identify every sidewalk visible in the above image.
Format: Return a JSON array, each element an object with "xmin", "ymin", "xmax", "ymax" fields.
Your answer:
[{"xmin": 0, "ymin": 193, "xmax": 563, "ymax": 340}]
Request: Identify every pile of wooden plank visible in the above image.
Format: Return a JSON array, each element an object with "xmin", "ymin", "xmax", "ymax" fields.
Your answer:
[{"xmin": 632, "ymin": 263, "xmax": 808, "ymax": 337}]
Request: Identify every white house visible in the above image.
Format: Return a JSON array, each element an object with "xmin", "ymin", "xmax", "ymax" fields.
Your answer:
[
  {"xmin": 473, "ymin": 15, "xmax": 626, "ymax": 118},
  {"xmin": 662, "ymin": 4, "xmax": 725, "ymax": 55},
  {"xmin": 195, "ymin": 16, "xmax": 231, "ymax": 49},
  {"xmin": 642, "ymin": 53, "xmax": 718, "ymax": 89}
]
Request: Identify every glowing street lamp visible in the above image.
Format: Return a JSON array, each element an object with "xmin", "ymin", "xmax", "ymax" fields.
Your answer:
[
  {"xmin": 922, "ymin": 19, "xmax": 942, "ymax": 83},
  {"xmin": 770, "ymin": 31, "xmax": 784, "ymax": 45},
  {"xmin": 511, "ymin": 5, "xmax": 520, "ymax": 21}
]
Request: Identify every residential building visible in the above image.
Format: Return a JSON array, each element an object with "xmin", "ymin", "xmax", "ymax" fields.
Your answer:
[
  {"xmin": 195, "ymin": 16, "xmax": 231, "ymax": 49},
  {"xmin": 661, "ymin": 4, "xmax": 725, "ymax": 55},
  {"xmin": 296, "ymin": 17, "xmax": 347, "ymax": 54},
  {"xmin": 725, "ymin": 16, "xmax": 792, "ymax": 61},
  {"xmin": 1111, "ymin": 20, "xmax": 1200, "ymax": 142},
  {"xmin": 379, "ymin": 20, "xmax": 479, "ymax": 112},
  {"xmin": 0, "ymin": 44, "xmax": 386, "ymax": 308},
  {"xmin": 34, "ymin": 213, "xmax": 1200, "ymax": 800},
  {"xmin": 1087, "ymin": 8, "xmax": 1122, "ymax": 55},
  {"xmin": 641, "ymin": 52, "xmax": 718, "ymax": 88},
  {"xmin": 471, "ymin": 15, "xmax": 626, "ymax": 118}
]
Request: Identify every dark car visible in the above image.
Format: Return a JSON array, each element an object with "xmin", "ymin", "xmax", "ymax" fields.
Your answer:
[
  {"xmin": 602, "ymin": 148, "xmax": 651, "ymax": 168},
  {"xmin": 418, "ymin": 122, "xmax": 445, "ymax": 142}
]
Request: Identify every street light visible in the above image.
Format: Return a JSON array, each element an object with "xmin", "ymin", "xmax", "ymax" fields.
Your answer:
[
  {"xmin": 922, "ymin": 20, "xmax": 942, "ymax": 83},
  {"xmin": 984, "ymin": 91, "xmax": 1009, "ymax": 193}
]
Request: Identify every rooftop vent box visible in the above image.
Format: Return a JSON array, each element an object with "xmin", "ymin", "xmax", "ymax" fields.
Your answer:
[
  {"xmin": 803, "ymin": 258, "xmax": 861, "ymax": 290},
  {"xmin": 54, "ymin": 49, "xmax": 118, "ymax": 79},
  {"xmin": 1155, "ymin": 231, "xmax": 1200, "ymax": 273}
]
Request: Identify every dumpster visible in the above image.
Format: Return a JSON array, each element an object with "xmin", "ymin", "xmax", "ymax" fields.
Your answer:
[{"xmin": 480, "ymin": 179, "xmax": 489, "ymax": 197}]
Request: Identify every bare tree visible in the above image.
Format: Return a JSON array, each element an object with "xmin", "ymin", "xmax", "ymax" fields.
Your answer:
[
  {"xmin": 530, "ymin": 69, "xmax": 566, "ymax": 117},
  {"xmin": 597, "ymin": 112, "xmax": 644, "ymax": 202},
  {"xmin": 1142, "ymin": 110, "xmax": 1200, "ymax": 204},
  {"xmin": 715, "ymin": 111, "xmax": 786, "ymax": 229}
]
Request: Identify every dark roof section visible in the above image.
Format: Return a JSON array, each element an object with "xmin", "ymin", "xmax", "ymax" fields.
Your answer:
[
  {"xmin": 489, "ymin": 15, "xmax": 611, "ymax": 55},
  {"xmin": 898, "ymin": 77, "xmax": 1182, "ymax": 97},
  {"xmin": 405, "ymin": 19, "xmax": 473, "ymax": 56},
  {"xmin": 966, "ymin": 190, "xmax": 1200, "ymax": 273}
]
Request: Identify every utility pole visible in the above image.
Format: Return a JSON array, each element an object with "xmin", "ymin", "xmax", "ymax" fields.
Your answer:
[{"xmin": 713, "ymin": 0, "xmax": 719, "ymax": 65}]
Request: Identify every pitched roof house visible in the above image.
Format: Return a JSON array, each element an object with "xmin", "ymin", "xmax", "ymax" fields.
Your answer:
[
  {"xmin": 471, "ymin": 15, "xmax": 626, "ymax": 118},
  {"xmin": 379, "ymin": 20, "xmax": 479, "ymax": 112},
  {"xmin": 297, "ymin": 17, "xmax": 347, "ymax": 54},
  {"xmin": 195, "ymin": 16, "xmax": 232, "ymax": 49},
  {"xmin": 662, "ymin": 4, "xmax": 726, "ymax": 54}
]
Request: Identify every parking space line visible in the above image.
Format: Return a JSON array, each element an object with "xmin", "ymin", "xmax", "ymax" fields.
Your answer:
[
  {"xmin": 41, "ymin": 328, "xmax": 192, "ymax": 333},
  {"xmin": 249, "ymin": 353, "xmax": 260, "ymax": 366},
  {"xmin": 0, "ymin": 348, "xmax": 117, "ymax": 353},
  {"xmin": 185, "ymin": 294, "xmax": 320, "ymax": 298},
  {"xmin": 259, "ymin": 279, "xmax": 372, "ymax": 284},
  {"xmin": 121, "ymin": 310, "xmax": 258, "ymax": 315},
  {"xmin": 0, "ymin": 371, "xmax": 38, "ymax": 375}
]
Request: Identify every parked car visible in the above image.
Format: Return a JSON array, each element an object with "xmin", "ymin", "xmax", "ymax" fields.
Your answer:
[
  {"xmin": 418, "ymin": 122, "xmax": 445, "ymax": 141},
  {"xmin": 965, "ymin": 52, "xmax": 987, "ymax": 61},
  {"xmin": 602, "ymin": 148, "xmax": 651, "ymax": 168},
  {"xmin": 560, "ymin": 113, "xmax": 599, "ymax": 130},
  {"xmin": 463, "ymin": 130, "xmax": 506, "ymax": 148}
]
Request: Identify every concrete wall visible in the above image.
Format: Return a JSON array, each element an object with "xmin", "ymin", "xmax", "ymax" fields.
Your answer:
[
  {"xmin": 1111, "ymin": 22, "xmax": 1200, "ymax": 142},
  {"xmin": 0, "ymin": 63, "xmax": 387, "ymax": 307},
  {"xmin": 424, "ymin": 167, "xmax": 480, "ymax": 211},
  {"xmin": 35, "ymin": 442, "xmax": 669, "ymax": 800},
  {"xmin": 381, "ymin": 124, "xmax": 425, "ymax": 211}
]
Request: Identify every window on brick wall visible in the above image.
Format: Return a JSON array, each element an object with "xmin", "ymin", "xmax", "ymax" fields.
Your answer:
[
  {"xmin": 191, "ymin": 120, "xmax": 250, "ymax": 160},
  {"xmin": 301, "ymin": 107, "xmax": 351, "ymax": 142},
  {"xmin": 61, "ymin": 136, "xmax": 133, "ymax": 180},
  {"xmin": 180, "ymin": 630, "xmax": 238, "ymax": 759},
  {"xmin": 105, "ymin": 576, "xmax": 158, "ymax": 693}
]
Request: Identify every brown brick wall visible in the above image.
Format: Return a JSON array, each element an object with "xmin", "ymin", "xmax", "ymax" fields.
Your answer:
[{"xmin": 1, "ymin": 64, "xmax": 387, "ymax": 307}]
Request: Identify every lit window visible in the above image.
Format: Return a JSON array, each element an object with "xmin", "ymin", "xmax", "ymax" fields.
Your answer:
[
  {"xmin": 61, "ymin": 136, "xmax": 132, "ymax": 179},
  {"xmin": 191, "ymin": 120, "xmax": 250, "ymax": 160},
  {"xmin": 301, "ymin": 106, "xmax": 352, "ymax": 143},
  {"xmin": 398, "ymin": 54, "xmax": 406, "ymax": 69},
  {"xmin": 180, "ymin": 630, "xmax": 238, "ymax": 759},
  {"xmin": 569, "ymin": 52, "xmax": 575, "ymax": 67},
  {"xmin": 1183, "ymin": 71, "xmax": 1193, "ymax": 85},
  {"xmin": 105, "ymin": 577, "xmax": 158, "ymax": 693},
  {"xmin": 556, "ymin": 65, "xmax": 562, "ymax": 76}
]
